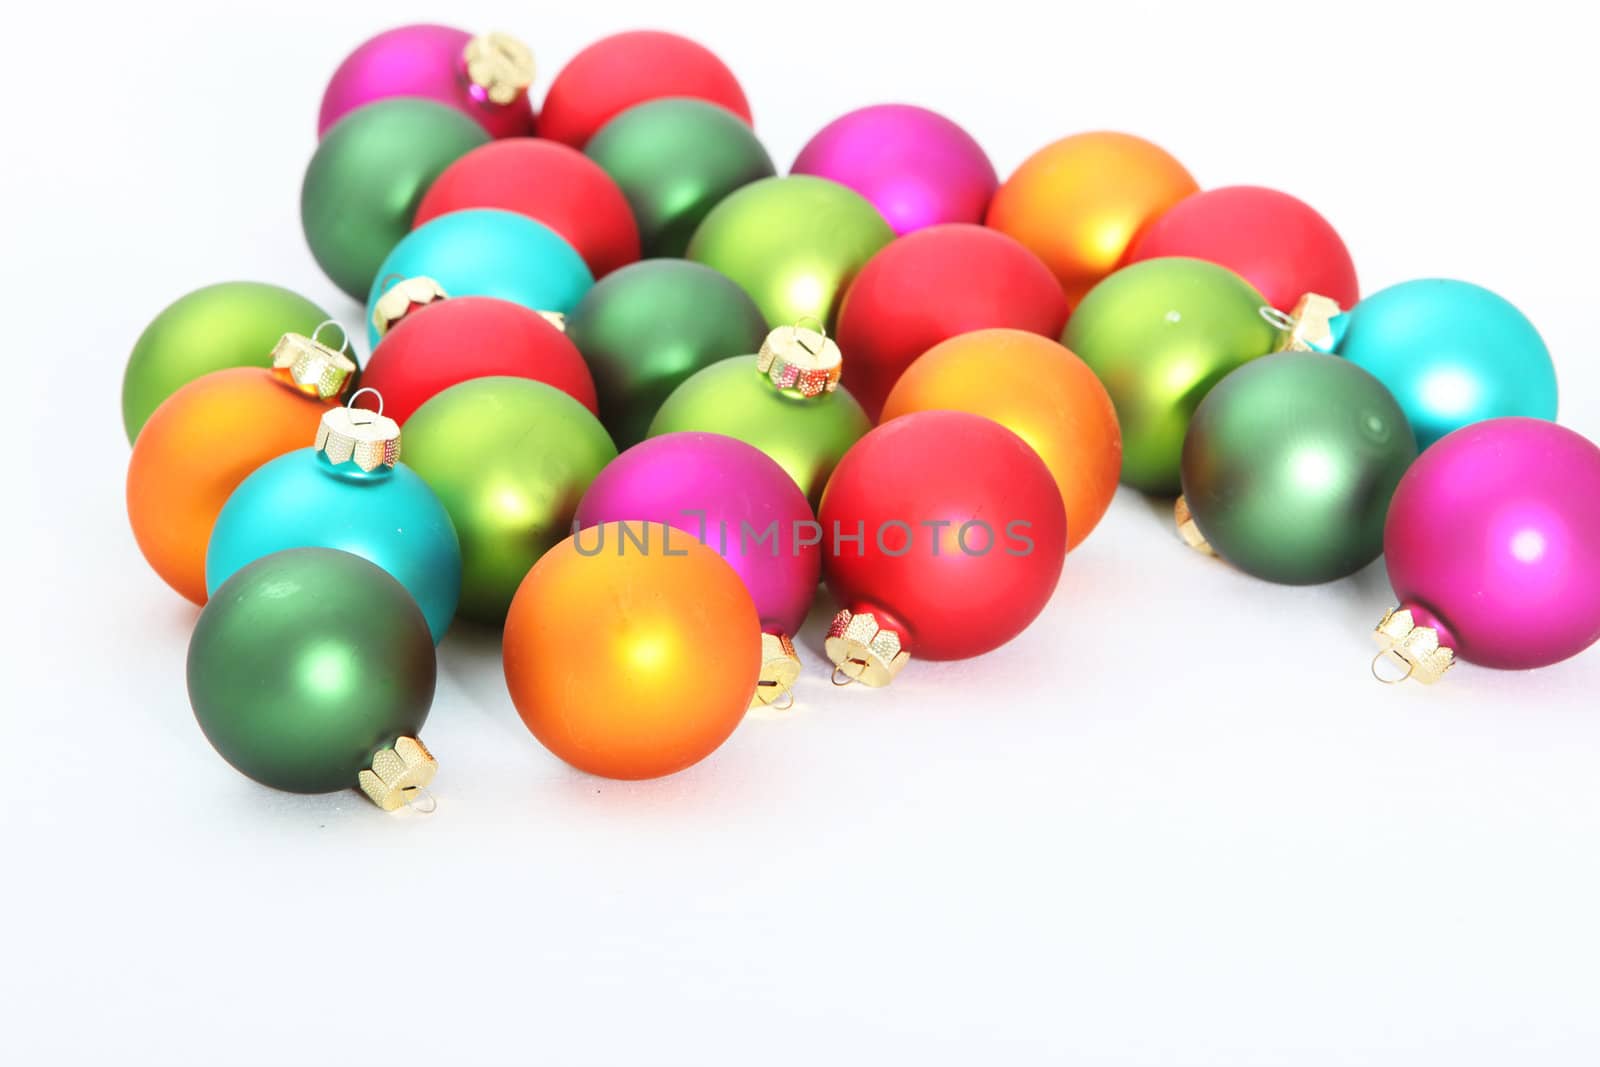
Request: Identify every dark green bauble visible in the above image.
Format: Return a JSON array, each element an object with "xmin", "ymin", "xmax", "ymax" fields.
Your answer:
[
  {"xmin": 187, "ymin": 548, "xmax": 436, "ymax": 794},
  {"xmin": 1181, "ymin": 352, "xmax": 1418, "ymax": 585},
  {"xmin": 122, "ymin": 281, "xmax": 333, "ymax": 443},
  {"xmin": 585, "ymin": 98, "xmax": 776, "ymax": 258},
  {"xmin": 301, "ymin": 99, "xmax": 489, "ymax": 299},
  {"xmin": 567, "ymin": 260, "xmax": 769, "ymax": 448}
]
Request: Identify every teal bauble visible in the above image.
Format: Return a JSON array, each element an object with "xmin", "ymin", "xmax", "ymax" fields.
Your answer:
[
  {"xmin": 1314, "ymin": 278, "xmax": 1557, "ymax": 449},
  {"xmin": 302, "ymin": 98, "xmax": 490, "ymax": 300},
  {"xmin": 187, "ymin": 547, "xmax": 436, "ymax": 795},
  {"xmin": 365, "ymin": 209, "xmax": 593, "ymax": 348},
  {"xmin": 206, "ymin": 407, "xmax": 462, "ymax": 643}
]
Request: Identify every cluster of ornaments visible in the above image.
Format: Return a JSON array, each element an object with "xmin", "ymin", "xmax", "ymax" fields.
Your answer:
[{"xmin": 121, "ymin": 22, "xmax": 1600, "ymax": 812}]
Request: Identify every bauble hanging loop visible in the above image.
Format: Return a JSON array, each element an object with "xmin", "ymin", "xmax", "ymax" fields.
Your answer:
[
  {"xmin": 757, "ymin": 320, "xmax": 843, "ymax": 398},
  {"xmin": 269, "ymin": 321, "xmax": 357, "ymax": 399},
  {"xmin": 751, "ymin": 632, "xmax": 803, "ymax": 710},
  {"xmin": 316, "ymin": 389, "xmax": 401, "ymax": 472},
  {"xmin": 825, "ymin": 608, "xmax": 911, "ymax": 688},
  {"xmin": 1265, "ymin": 293, "xmax": 1343, "ymax": 352},
  {"xmin": 462, "ymin": 32, "xmax": 535, "ymax": 106},
  {"xmin": 358, "ymin": 736, "xmax": 440, "ymax": 811}
]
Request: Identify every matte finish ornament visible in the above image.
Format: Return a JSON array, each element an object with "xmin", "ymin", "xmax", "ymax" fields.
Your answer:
[
  {"xmin": 1180, "ymin": 352, "xmax": 1417, "ymax": 585},
  {"xmin": 364, "ymin": 208, "xmax": 593, "ymax": 348},
  {"xmin": 188, "ymin": 548, "xmax": 436, "ymax": 794},
  {"xmin": 686, "ymin": 176, "xmax": 894, "ymax": 329},
  {"xmin": 791, "ymin": 104, "xmax": 997, "ymax": 235},
  {"xmin": 585, "ymin": 98, "xmax": 776, "ymax": 257},
  {"xmin": 565, "ymin": 260, "xmax": 769, "ymax": 448},
  {"xmin": 301, "ymin": 98, "xmax": 489, "ymax": 300},
  {"xmin": 1063, "ymin": 257, "xmax": 1278, "ymax": 494}
]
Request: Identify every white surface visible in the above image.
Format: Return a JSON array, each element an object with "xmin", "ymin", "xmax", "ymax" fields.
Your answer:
[{"xmin": 5, "ymin": 1, "xmax": 1599, "ymax": 1063}]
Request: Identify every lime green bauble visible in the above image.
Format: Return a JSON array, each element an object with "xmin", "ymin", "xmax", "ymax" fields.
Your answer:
[
  {"xmin": 585, "ymin": 98, "xmax": 776, "ymax": 258},
  {"xmin": 402, "ymin": 377, "xmax": 617, "ymax": 624},
  {"xmin": 685, "ymin": 175, "xmax": 893, "ymax": 329},
  {"xmin": 1063, "ymin": 257, "xmax": 1277, "ymax": 494},
  {"xmin": 567, "ymin": 260, "xmax": 769, "ymax": 449},
  {"xmin": 122, "ymin": 281, "xmax": 333, "ymax": 444},
  {"xmin": 301, "ymin": 98, "xmax": 490, "ymax": 300},
  {"xmin": 648, "ymin": 355, "xmax": 871, "ymax": 508}
]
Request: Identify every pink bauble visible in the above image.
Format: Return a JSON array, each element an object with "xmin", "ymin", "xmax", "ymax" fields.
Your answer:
[
  {"xmin": 318, "ymin": 24, "xmax": 537, "ymax": 139},
  {"xmin": 1385, "ymin": 417, "xmax": 1600, "ymax": 670},
  {"xmin": 575, "ymin": 432, "xmax": 820, "ymax": 637},
  {"xmin": 791, "ymin": 104, "xmax": 997, "ymax": 235}
]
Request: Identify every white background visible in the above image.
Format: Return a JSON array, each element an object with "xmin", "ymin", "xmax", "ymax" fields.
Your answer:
[{"xmin": 4, "ymin": 1, "xmax": 1599, "ymax": 1063}]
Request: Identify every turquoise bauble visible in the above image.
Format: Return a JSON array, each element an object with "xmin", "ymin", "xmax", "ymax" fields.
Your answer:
[
  {"xmin": 365, "ymin": 208, "xmax": 593, "ymax": 348},
  {"xmin": 206, "ymin": 412, "xmax": 462, "ymax": 643},
  {"xmin": 1316, "ymin": 279, "xmax": 1556, "ymax": 450}
]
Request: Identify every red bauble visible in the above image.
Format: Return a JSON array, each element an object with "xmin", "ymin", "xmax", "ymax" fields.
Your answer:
[
  {"xmin": 538, "ymin": 31, "xmax": 752, "ymax": 149},
  {"xmin": 819, "ymin": 410, "xmax": 1067, "ymax": 672},
  {"xmin": 413, "ymin": 138, "xmax": 641, "ymax": 278},
  {"xmin": 359, "ymin": 297, "xmax": 598, "ymax": 425},
  {"xmin": 835, "ymin": 224, "xmax": 1069, "ymax": 421},
  {"xmin": 1125, "ymin": 185, "xmax": 1359, "ymax": 312}
]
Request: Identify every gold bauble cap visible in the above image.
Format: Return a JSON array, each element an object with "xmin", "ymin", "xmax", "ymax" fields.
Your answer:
[
  {"xmin": 358, "ymin": 736, "xmax": 438, "ymax": 812},
  {"xmin": 750, "ymin": 632, "xmax": 802, "ymax": 710},
  {"xmin": 1268, "ymin": 293, "xmax": 1343, "ymax": 352},
  {"xmin": 463, "ymin": 32, "xmax": 535, "ymax": 106},
  {"xmin": 316, "ymin": 390, "xmax": 401, "ymax": 472},
  {"xmin": 536, "ymin": 310, "xmax": 567, "ymax": 332},
  {"xmin": 1371, "ymin": 606, "xmax": 1456, "ymax": 685},
  {"xmin": 269, "ymin": 321, "xmax": 356, "ymax": 399},
  {"xmin": 372, "ymin": 276, "xmax": 448, "ymax": 338},
  {"xmin": 1173, "ymin": 495, "xmax": 1214, "ymax": 555},
  {"xmin": 825, "ymin": 608, "xmax": 910, "ymax": 688},
  {"xmin": 757, "ymin": 320, "xmax": 843, "ymax": 399}
]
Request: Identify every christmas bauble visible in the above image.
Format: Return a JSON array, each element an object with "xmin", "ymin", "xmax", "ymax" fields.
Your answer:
[
  {"xmin": 503, "ymin": 522, "xmax": 761, "ymax": 778},
  {"xmin": 1376, "ymin": 418, "xmax": 1600, "ymax": 681},
  {"xmin": 648, "ymin": 350, "xmax": 871, "ymax": 509},
  {"xmin": 539, "ymin": 31, "xmax": 751, "ymax": 148},
  {"xmin": 1126, "ymin": 185, "xmax": 1359, "ymax": 313},
  {"xmin": 1063, "ymin": 258, "xmax": 1277, "ymax": 494},
  {"xmin": 835, "ymin": 224, "xmax": 1068, "ymax": 419},
  {"xmin": 1312, "ymin": 279, "xmax": 1556, "ymax": 450},
  {"xmin": 686, "ymin": 175, "xmax": 894, "ymax": 329},
  {"xmin": 1180, "ymin": 352, "xmax": 1417, "ymax": 585},
  {"xmin": 318, "ymin": 23, "xmax": 536, "ymax": 139},
  {"xmin": 413, "ymin": 138, "xmax": 640, "ymax": 278},
  {"xmin": 365, "ymin": 208, "xmax": 592, "ymax": 349},
  {"xmin": 402, "ymin": 377, "xmax": 617, "ymax": 624},
  {"xmin": 790, "ymin": 104, "xmax": 997, "ymax": 235},
  {"xmin": 881, "ymin": 329, "xmax": 1120, "ymax": 552},
  {"xmin": 207, "ymin": 404, "xmax": 462, "ymax": 643},
  {"xmin": 128, "ymin": 333, "xmax": 356, "ymax": 603},
  {"xmin": 585, "ymin": 98, "xmax": 775, "ymax": 257},
  {"xmin": 360, "ymin": 296, "xmax": 597, "ymax": 425},
  {"xmin": 566, "ymin": 259, "xmax": 768, "ymax": 448},
  {"xmin": 122, "ymin": 282, "xmax": 331, "ymax": 443},
  {"xmin": 301, "ymin": 98, "xmax": 489, "ymax": 300},
  {"xmin": 819, "ymin": 410, "xmax": 1067, "ymax": 685},
  {"xmin": 986, "ymin": 132, "xmax": 1199, "ymax": 307},
  {"xmin": 188, "ymin": 548, "xmax": 436, "ymax": 799}
]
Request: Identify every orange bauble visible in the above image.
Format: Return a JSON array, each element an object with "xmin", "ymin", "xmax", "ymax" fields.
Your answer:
[
  {"xmin": 503, "ymin": 521, "xmax": 761, "ymax": 780},
  {"xmin": 881, "ymin": 328, "xmax": 1121, "ymax": 551},
  {"xmin": 985, "ymin": 131, "xmax": 1198, "ymax": 307},
  {"xmin": 126, "ymin": 367, "xmax": 339, "ymax": 604}
]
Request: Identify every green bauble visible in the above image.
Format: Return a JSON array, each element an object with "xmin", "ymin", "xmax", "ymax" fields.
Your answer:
[
  {"xmin": 686, "ymin": 175, "xmax": 893, "ymax": 329},
  {"xmin": 1063, "ymin": 257, "xmax": 1278, "ymax": 494},
  {"xmin": 402, "ymin": 377, "xmax": 617, "ymax": 624},
  {"xmin": 648, "ymin": 355, "xmax": 871, "ymax": 508},
  {"xmin": 585, "ymin": 98, "xmax": 776, "ymax": 258},
  {"xmin": 187, "ymin": 548, "xmax": 436, "ymax": 794},
  {"xmin": 1181, "ymin": 352, "xmax": 1418, "ymax": 585},
  {"xmin": 301, "ymin": 98, "xmax": 489, "ymax": 299},
  {"xmin": 567, "ymin": 260, "xmax": 769, "ymax": 448},
  {"xmin": 122, "ymin": 281, "xmax": 332, "ymax": 443}
]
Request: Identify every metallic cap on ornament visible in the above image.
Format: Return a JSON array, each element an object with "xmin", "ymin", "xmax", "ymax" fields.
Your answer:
[
  {"xmin": 269, "ymin": 321, "xmax": 356, "ymax": 399},
  {"xmin": 358, "ymin": 736, "xmax": 438, "ymax": 812},
  {"xmin": 316, "ymin": 392, "xmax": 401, "ymax": 472},
  {"xmin": 1173, "ymin": 496, "xmax": 1214, "ymax": 555},
  {"xmin": 536, "ymin": 310, "xmax": 567, "ymax": 333},
  {"xmin": 825, "ymin": 609, "xmax": 910, "ymax": 688},
  {"xmin": 463, "ymin": 32, "xmax": 535, "ymax": 106},
  {"xmin": 1270, "ymin": 293, "xmax": 1343, "ymax": 353},
  {"xmin": 372, "ymin": 276, "xmax": 448, "ymax": 338},
  {"xmin": 749, "ymin": 632, "xmax": 802, "ymax": 710},
  {"xmin": 757, "ymin": 320, "xmax": 843, "ymax": 399},
  {"xmin": 1371, "ymin": 606, "xmax": 1456, "ymax": 685}
]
